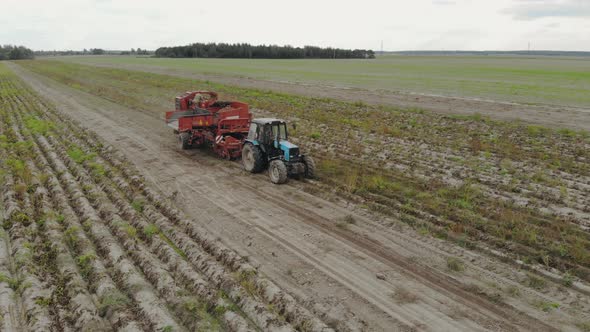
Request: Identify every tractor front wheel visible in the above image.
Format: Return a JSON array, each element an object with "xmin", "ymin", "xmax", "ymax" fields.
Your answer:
[
  {"xmin": 178, "ymin": 132, "xmax": 191, "ymax": 150},
  {"xmin": 303, "ymin": 155, "xmax": 316, "ymax": 179},
  {"xmin": 269, "ymin": 160, "xmax": 288, "ymax": 184},
  {"xmin": 242, "ymin": 143, "xmax": 265, "ymax": 173}
]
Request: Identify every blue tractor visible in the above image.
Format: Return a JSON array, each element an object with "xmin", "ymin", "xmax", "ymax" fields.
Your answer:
[{"xmin": 242, "ymin": 118, "xmax": 315, "ymax": 184}]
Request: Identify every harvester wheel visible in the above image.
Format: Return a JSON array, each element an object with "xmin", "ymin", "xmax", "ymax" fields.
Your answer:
[
  {"xmin": 269, "ymin": 160, "xmax": 288, "ymax": 184},
  {"xmin": 178, "ymin": 132, "xmax": 191, "ymax": 150},
  {"xmin": 303, "ymin": 155, "xmax": 316, "ymax": 179},
  {"xmin": 242, "ymin": 143, "xmax": 265, "ymax": 173}
]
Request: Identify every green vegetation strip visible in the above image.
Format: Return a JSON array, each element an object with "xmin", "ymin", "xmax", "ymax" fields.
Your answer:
[
  {"xmin": 58, "ymin": 55, "xmax": 590, "ymax": 108},
  {"xmin": 17, "ymin": 60, "xmax": 590, "ymax": 280}
]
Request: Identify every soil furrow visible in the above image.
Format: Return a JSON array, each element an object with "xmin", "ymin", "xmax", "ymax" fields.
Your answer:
[
  {"xmin": 18, "ymin": 74, "xmax": 334, "ymax": 331},
  {"xmin": 31, "ymin": 131, "xmax": 185, "ymax": 331},
  {"xmin": 43, "ymin": 134, "xmax": 264, "ymax": 331},
  {"xmin": 1, "ymin": 160, "xmax": 53, "ymax": 331},
  {"xmin": 0, "ymin": 111, "xmax": 54, "ymax": 330},
  {"xmin": 6, "ymin": 98, "xmax": 112, "ymax": 331},
  {"xmin": 32, "ymin": 154, "xmax": 144, "ymax": 331},
  {"xmin": 0, "ymin": 108, "xmax": 22, "ymax": 331}
]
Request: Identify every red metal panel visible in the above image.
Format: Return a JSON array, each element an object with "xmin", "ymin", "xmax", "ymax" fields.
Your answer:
[
  {"xmin": 167, "ymin": 91, "xmax": 251, "ymax": 158},
  {"xmin": 178, "ymin": 117, "xmax": 194, "ymax": 131}
]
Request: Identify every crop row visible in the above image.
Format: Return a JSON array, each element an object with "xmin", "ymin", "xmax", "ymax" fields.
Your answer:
[{"xmin": 0, "ymin": 63, "xmax": 334, "ymax": 331}]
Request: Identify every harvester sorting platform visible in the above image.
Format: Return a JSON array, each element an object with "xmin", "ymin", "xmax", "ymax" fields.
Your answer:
[{"xmin": 165, "ymin": 91, "xmax": 250, "ymax": 159}]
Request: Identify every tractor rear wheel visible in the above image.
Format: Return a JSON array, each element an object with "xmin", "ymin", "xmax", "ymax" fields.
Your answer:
[
  {"xmin": 269, "ymin": 160, "xmax": 288, "ymax": 184},
  {"xmin": 242, "ymin": 143, "xmax": 265, "ymax": 173},
  {"xmin": 178, "ymin": 132, "xmax": 191, "ymax": 150},
  {"xmin": 303, "ymin": 155, "xmax": 316, "ymax": 179}
]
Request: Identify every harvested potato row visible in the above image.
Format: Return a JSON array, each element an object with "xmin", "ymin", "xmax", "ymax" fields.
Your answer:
[{"xmin": 0, "ymin": 62, "xmax": 335, "ymax": 331}]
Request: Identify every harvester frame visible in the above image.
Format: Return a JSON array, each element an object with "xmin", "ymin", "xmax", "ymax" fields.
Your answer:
[{"xmin": 165, "ymin": 91, "xmax": 251, "ymax": 159}]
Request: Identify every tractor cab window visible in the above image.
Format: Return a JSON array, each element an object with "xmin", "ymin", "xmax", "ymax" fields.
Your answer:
[
  {"xmin": 248, "ymin": 123, "xmax": 258, "ymax": 140},
  {"xmin": 271, "ymin": 123, "xmax": 287, "ymax": 140}
]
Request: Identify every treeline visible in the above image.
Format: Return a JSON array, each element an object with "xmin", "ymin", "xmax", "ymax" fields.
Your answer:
[
  {"xmin": 37, "ymin": 48, "xmax": 153, "ymax": 56},
  {"xmin": 0, "ymin": 45, "xmax": 34, "ymax": 60},
  {"xmin": 35, "ymin": 48, "xmax": 112, "ymax": 56},
  {"xmin": 155, "ymin": 43, "xmax": 375, "ymax": 59},
  {"xmin": 120, "ymin": 48, "xmax": 151, "ymax": 55}
]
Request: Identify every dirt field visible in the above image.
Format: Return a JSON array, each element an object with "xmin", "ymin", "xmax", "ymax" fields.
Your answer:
[
  {"xmin": 2, "ymin": 58, "xmax": 589, "ymax": 332},
  {"xmin": 52, "ymin": 56, "xmax": 590, "ymax": 131},
  {"xmin": 0, "ymin": 63, "xmax": 334, "ymax": 331}
]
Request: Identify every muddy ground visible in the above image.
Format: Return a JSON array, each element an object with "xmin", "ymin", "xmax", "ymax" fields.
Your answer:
[
  {"xmin": 8, "ymin": 62, "xmax": 590, "ymax": 331},
  {"xmin": 49, "ymin": 57, "xmax": 590, "ymax": 132}
]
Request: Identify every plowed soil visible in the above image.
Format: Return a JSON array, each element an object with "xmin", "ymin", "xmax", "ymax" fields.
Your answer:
[{"xmin": 4, "ymin": 62, "xmax": 589, "ymax": 332}]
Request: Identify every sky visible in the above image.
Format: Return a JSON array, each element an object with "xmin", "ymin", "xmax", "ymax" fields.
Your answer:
[{"xmin": 1, "ymin": 0, "xmax": 589, "ymax": 51}]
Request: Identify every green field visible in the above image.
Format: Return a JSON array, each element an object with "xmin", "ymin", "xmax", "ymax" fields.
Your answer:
[{"xmin": 55, "ymin": 55, "xmax": 590, "ymax": 108}]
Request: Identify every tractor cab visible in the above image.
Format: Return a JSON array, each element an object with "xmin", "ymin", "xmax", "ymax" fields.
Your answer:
[
  {"xmin": 243, "ymin": 118, "xmax": 315, "ymax": 184},
  {"xmin": 247, "ymin": 118, "xmax": 286, "ymax": 142},
  {"xmin": 247, "ymin": 118, "xmax": 295, "ymax": 156}
]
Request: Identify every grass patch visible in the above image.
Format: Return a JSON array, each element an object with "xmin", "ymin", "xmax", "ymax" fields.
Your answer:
[
  {"xmin": 67, "ymin": 146, "xmax": 96, "ymax": 164},
  {"xmin": 64, "ymin": 226, "xmax": 79, "ymax": 247},
  {"xmin": 446, "ymin": 257, "xmax": 465, "ymax": 272},
  {"xmin": 5, "ymin": 158, "xmax": 32, "ymax": 184},
  {"xmin": 576, "ymin": 322, "xmax": 590, "ymax": 332},
  {"xmin": 99, "ymin": 290, "xmax": 131, "ymax": 316},
  {"xmin": 34, "ymin": 297, "xmax": 52, "ymax": 307},
  {"xmin": 309, "ymin": 132, "xmax": 321, "ymax": 139},
  {"xmin": 24, "ymin": 116, "xmax": 54, "ymax": 135},
  {"xmin": 0, "ymin": 273, "xmax": 31, "ymax": 296},
  {"xmin": 131, "ymin": 199, "xmax": 145, "ymax": 213},
  {"xmin": 562, "ymin": 272, "xmax": 575, "ymax": 287},
  {"xmin": 124, "ymin": 224, "xmax": 137, "ymax": 238},
  {"xmin": 527, "ymin": 274, "xmax": 547, "ymax": 290},
  {"xmin": 88, "ymin": 162, "xmax": 107, "ymax": 177},
  {"xmin": 526, "ymin": 125, "xmax": 548, "ymax": 137},
  {"xmin": 237, "ymin": 270, "xmax": 258, "ymax": 297},
  {"xmin": 142, "ymin": 224, "xmax": 159, "ymax": 238},
  {"xmin": 76, "ymin": 253, "xmax": 96, "ymax": 278},
  {"xmin": 184, "ymin": 300, "xmax": 221, "ymax": 331},
  {"xmin": 535, "ymin": 301, "xmax": 560, "ymax": 312},
  {"xmin": 0, "ymin": 273, "xmax": 19, "ymax": 290}
]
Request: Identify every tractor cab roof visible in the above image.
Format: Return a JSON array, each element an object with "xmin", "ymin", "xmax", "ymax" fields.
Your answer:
[{"xmin": 252, "ymin": 118, "xmax": 286, "ymax": 125}]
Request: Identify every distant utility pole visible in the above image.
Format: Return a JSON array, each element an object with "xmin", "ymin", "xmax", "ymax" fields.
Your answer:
[
  {"xmin": 528, "ymin": 41, "xmax": 530, "ymax": 54},
  {"xmin": 381, "ymin": 40, "xmax": 383, "ymax": 55}
]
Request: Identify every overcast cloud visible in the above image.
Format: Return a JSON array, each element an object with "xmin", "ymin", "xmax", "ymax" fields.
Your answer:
[
  {"xmin": 503, "ymin": 0, "xmax": 590, "ymax": 20},
  {"xmin": 0, "ymin": 0, "xmax": 588, "ymax": 51}
]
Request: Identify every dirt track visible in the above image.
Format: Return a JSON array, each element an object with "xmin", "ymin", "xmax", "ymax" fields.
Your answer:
[
  {"xmin": 51, "ymin": 58, "xmax": 590, "ymax": 132},
  {"xmin": 9, "ymin": 63, "xmax": 589, "ymax": 331}
]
